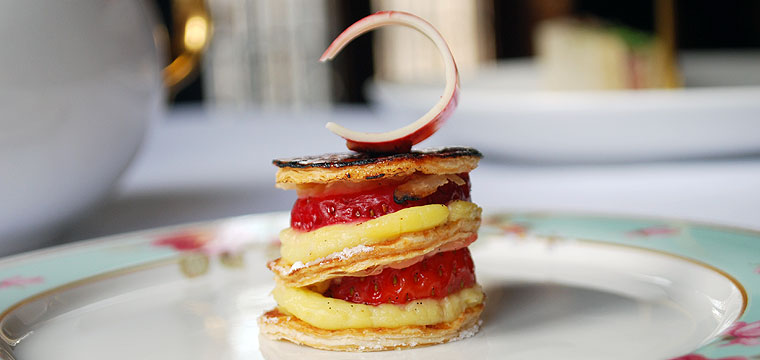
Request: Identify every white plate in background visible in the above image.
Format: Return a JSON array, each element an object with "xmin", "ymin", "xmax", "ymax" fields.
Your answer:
[{"xmin": 370, "ymin": 51, "xmax": 760, "ymax": 163}]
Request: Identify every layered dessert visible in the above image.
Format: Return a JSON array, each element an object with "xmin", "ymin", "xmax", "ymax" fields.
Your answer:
[
  {"xmin": 257, "ymin": 11, "xmax": 484, "ymax": 351},
  {"xmin": 259, "ymin": 148, "xmax": 484, "ymax": 351}
]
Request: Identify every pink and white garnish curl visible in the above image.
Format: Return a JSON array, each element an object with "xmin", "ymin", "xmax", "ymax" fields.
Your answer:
[{"xmin": 320, "ymin": 11, "xmax": 460, "ymax": 154}]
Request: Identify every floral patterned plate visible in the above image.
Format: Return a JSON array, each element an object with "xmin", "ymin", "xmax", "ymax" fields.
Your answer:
[{"xmin": 0, "ymin": 212, "xmax": 758, "ymax": 360}]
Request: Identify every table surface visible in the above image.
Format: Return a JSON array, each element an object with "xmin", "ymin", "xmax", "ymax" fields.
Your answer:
[{"xmin": 60, "ymin": 106, "xmax": 760, "ymax": 242}]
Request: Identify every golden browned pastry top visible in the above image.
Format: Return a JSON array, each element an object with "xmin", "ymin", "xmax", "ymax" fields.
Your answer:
[{"xmin": 273, "ymin": 146, "xmax": 482, "ymax": 186}]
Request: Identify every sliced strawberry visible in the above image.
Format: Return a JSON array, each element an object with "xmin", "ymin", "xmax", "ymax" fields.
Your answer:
[
  {"xmin": 290, "ymin": 173, "xmax": 470, "ymax": 232},
  {"xmin": 324, "ymin": 248, "xmax": 476, "ymax": 305}
]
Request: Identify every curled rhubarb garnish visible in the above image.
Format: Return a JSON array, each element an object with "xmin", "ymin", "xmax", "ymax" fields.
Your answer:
[{"xmin": 320, "ymin": 11, "xmax": 460, "ymax": 154}]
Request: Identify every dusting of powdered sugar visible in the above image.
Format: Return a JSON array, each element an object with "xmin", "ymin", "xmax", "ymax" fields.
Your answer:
[
  {"xmin": 357, "ymin": 343, "xmax": 384, "ymax": 351},
  {"xmin": 331, "ymin": 244, "xmax": 374, "ymax": 261},
  {"xmin": 284, "ymin": 244, "xmax": 374, "ymax": 274},
  {"xmin": 261, "ymin": 316, "xmax": 280, "ymax": 324},
  {"xmin": 288, "ymin": 261, "xmax": 306, "ymax": 272},
  {"xmin": 308, "ymin": 244, "xmax": 374, "ymax": 265},
  {"xmin": 451, "ymin": 319, "xmax": 482, "ymax": 342}
]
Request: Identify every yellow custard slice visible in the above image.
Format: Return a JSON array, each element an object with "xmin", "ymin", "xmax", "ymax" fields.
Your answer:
[
  {"xmin": 272, "ymin": 280, "xmax": 484, "ymax": 330},
  {"xmin": 279, "ymin": 201, "xmax": 480, "ymax": 264}
]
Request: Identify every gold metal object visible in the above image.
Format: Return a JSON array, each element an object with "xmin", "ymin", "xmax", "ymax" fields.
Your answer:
[
  {"xmin": 655, "ymin": 0, "xmax": 681, "ymax": 88},
  {"xmin": 163, "ymin": 0, "xmax": 212, "ymax": 93}
]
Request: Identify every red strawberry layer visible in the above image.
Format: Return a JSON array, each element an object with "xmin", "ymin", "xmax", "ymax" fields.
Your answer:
[
  {"xmin": 290, "ymin": 173, "xmax": 470, "ymax": 232},
  {"xmin": 323, "ymin": 248, "xmax": 476, "ymax": 306}
]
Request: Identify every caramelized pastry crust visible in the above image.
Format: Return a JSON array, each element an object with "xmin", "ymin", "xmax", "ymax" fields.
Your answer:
[{"xmin": 274, "ymin": 147, "xmax": 482, "ymax": 187}]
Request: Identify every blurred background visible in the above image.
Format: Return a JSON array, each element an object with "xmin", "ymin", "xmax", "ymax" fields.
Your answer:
[
  {"xmin": 1, "ymin": 0, "xmax": 759, "ymax": 256},
  {"xmin": 165, "ymin": 0, "xmax": 760, "ymax": 105}
]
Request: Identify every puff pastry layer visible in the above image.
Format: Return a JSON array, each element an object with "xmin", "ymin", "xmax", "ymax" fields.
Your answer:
[
  {"xmin": 259, "ymin": 303, "xmax": 484, "ymax": 352},
  {"xmin": 269, "ymin": 215, "xmax": 480, "ymax": 288}
]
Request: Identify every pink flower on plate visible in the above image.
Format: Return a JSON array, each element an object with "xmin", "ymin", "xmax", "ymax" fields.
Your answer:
[
  {"xmin": 499, "ymin": 223, "xmax": 529, "ymax": 236},
  {"xmin": 670, "ymin": 355, "xmax": 747, "ymax": 360},
  {"xmin": 153, "ymin": 232, "xmax": 207, "ymax": 252},
  {"xmin": 153, "ymin": 221, "xmax": 262, "ymax": 256},
  {"xmin": 722, "ymin": 321, "xmax": 760, "ymax": 346},
  {"xmin": 628, "ymin": 225, "xmax": 680, "ymax": 237},
  {"xmin": 0, "ymin": 275, "xmax": 44, "ymax": 290}
]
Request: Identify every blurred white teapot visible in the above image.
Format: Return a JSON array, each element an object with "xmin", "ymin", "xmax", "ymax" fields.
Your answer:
[{"xmin": 0, "ymin": 1, "xmax": 209, "ymax": 255}]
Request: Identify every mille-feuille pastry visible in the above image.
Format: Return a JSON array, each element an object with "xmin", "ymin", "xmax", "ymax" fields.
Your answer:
[
  {"xmin": 259, "ymin": 147, "xmax": 484, "ymax": 351},
  {"xmin": 258, "ymin": 11, "xmax": 484, "ymax": 352}
]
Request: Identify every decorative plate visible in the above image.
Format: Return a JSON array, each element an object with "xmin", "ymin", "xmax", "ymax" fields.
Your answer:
[{"xmin": 1, "ymin": 212, "xmax": 758, "ymax": 360}]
